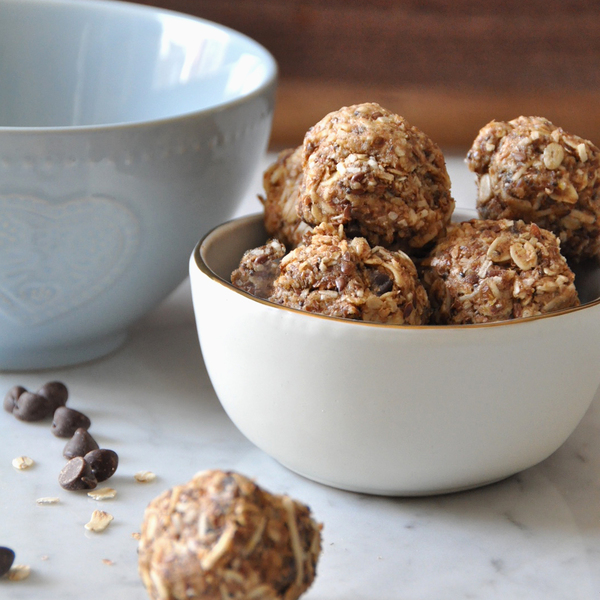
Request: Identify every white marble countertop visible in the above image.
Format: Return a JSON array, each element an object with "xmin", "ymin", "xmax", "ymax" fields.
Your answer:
[{"xmin": 2, "ymin": 154, "xmax": 600, "ymax": 599}]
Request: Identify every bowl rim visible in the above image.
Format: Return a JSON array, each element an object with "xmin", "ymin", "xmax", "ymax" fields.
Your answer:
[
  {"xmin": 0, "ymin": 0, "xmax": 278, "ymax": 133},
  {"xmin": 193, "ymin": 212, "xmax": 600, "ymax": 331}
]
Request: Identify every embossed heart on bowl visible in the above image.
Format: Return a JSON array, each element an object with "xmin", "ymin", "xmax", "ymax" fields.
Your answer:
[{"xmin": 0, "ymin": 195, "xmax": 139, "ymax": 325}]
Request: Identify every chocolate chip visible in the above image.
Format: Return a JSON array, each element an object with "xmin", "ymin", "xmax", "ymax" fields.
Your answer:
[
  {"xmin": 369, "ymin": 269, "xmax": 394, "ymax": 295},
  {"xmin": 0, "ymin": 547, "xmax": 15, "ymax": 578},
  {"xmin": 36, "ymin": 381, "xmax": 68, "ymax": 412},
  {"xmin": 58, "ymin": 457, "xmax": 97, "ymax": 491},
  {"xmin": 63, "ymin": 428, "xmax": 99, "ymax": 459},
  {"xmin": 84, "ymin": 449, "xmax": 119, "ymax": 482},
  {"xmin": 51, "ymin": 407, "xmax": 91, "ymax": 438},
  {"xmin": 3, "ymin": 386, "xmax": 25, "ymax": 414},
  {"xmin": 13, "ymin": 392, "xmax": 53, "ymax": 422},
  {"xmin": 335, "ymin": 275, "xmax": 348, "ymax": 292}
]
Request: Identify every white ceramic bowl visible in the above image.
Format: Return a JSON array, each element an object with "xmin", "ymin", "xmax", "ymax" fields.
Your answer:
[
  {"xmin": 0, "ymin": 0, "xmax": 276, "ymax": 370},
  {"xmin": 190, "ymin": 210, "xmax": 600, "ymax": 496}
]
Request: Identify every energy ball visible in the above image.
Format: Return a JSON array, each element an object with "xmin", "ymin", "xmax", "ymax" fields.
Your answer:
[
  {"xmin": 231, "ymin": 238, "xmax": 287, "ymax": 299},
  {"xmin": 261, "ymin": 146, "xmax": 312, "ymax": 249},
  {"xmin": 268, "ymin": 223, "xmax": 430, "ymax": 324},
  {"xmin": 421, "ymin": 219, "xmax": 580, "ymax": 324},
  {"xmin": 138, "ymin": 470, "xmax": 322, "ymax": 600},
  {"xmin": 467, "ymin": 116, "xmax": 600, "ymax": 262},
  {"xmin": 298, "ymin": 102, "xmax": 455, "ymax": 250}
]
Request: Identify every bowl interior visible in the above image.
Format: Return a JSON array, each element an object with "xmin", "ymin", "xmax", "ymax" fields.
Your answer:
[
  {"xmin": 201, "ymin": 213, "xmax": 268, "ymax": 281},
  {"xmin": 0, "ymin": 0, "xmax": 276, "ymax": 128}
]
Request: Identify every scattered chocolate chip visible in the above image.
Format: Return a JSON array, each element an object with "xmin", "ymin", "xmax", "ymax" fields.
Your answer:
[
  {"xmin": 51, "ymin": 407, "xmax": 91, "ymax": 438},
  {"xmin": 37, "ymin": 381, "xmax": 68, "ymax": 412},
  {"xmin": 0, "ymin": 547, "xmax": 15, "ymax": 578},
  {"xmin": 58, "ymin": 457, "xmax": 97, "ymax": 491},
  {"xmin": 3, "ymin": 386, "xmax": 25, "ymax": 414},
  {"xmin": 63, "ymin": 428, "xmax": 99, "ymax": 459},
  {"xmin": 84, "ymin": 449, "xmax": 119, "ymax": 482},
  {"xmin": 13, "ymin": 392, "xmax": 53, "ymax": 422}
]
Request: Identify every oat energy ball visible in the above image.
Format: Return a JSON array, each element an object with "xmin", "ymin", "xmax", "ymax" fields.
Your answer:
[
  {"xmin": 261, "ymin": 146, "xmax": 311, "ymax": 249},
  {"xmin": 231, "ymin": 238, "xmax": 287, "ymax": 299},
  {"xmin": 298, "ymin": 102, "xmax": 454, "ymax": 250},
  {"xmin": 268, "ymin": 223, "xmax": 430, "ymax": 324},
  {"xmin": 421, "ymin": 219, "xmax": 580, "ymax": 324},
  {"xmin": 467, "ymin": 116, "xmax": 600, "ymax": 262},
  {"xmin": 138, "ymin": 470, "xmax": 322, "ymax": 600}
]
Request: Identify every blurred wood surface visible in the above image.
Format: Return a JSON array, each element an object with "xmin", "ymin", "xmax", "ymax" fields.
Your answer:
[{"xmin": 130, "ymin": 0, "xmax": 600, "ymax": 149}]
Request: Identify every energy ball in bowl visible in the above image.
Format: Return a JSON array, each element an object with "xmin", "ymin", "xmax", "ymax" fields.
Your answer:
[
  {"xmin": 267, "ymin": 223, "xmax": 430, "ymax": 324},
  {"xmin": 261, "ymin": 147, "xmax": 312, "ymax": 249},
  {"xmin": 422, "ymin": 219, "xmax": 580, "ymax": 324},
  {"xmin": 298, "ymin": 102, "xmax": 455, "ymax": 250},
  {"xmin": 138, "ymin": 470, "xmax": 322, "ymax": 600},
  {"xmin": 231, "ymin": 238, "xmax": 287, "ymax": 299},
  {"xmin": 467, "ymin": 116, "xmax": 600, "ymax": 262}
]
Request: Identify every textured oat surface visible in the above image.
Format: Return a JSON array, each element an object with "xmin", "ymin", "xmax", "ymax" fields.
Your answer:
[
  {"xmin": 297, "ymin": 102, "xmax": 454, "ymax": 250},
  {"xmin": 266, "ymin": 223, "xmax": 430, "ymax": 324},
  {"xmin": 467, "ymin": 116, "xmax": 600, "ymax": 262},
  {"xmin": 231, "ymin": 238, "xmax": 287, "ymax": 299},
  {"xmin": 421, "ymin": 219, "xmax": 580, "ymax": 324},
  {"xmin": 261, "ymin": 147, "xmax": 312, "ymax": 249},
  {"xmin": 138, "ymin": 470, "xmax": 322, "ymax": 600}
]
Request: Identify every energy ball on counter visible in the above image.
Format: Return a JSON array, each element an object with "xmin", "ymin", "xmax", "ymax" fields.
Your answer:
[
  {"xmin": 267, "ymin": 223, "xmax": 430, "ymax": 324},
  {"xmin": 298, "ymin": 102, "xmax": 455, "ymax": 250},
  {"xmin": 467, "ymin": 116, "xmax": 600, "ymax": 262},
  {"xmin": 261, "ymin": 146, "xmax": 312, "ymax": 249},
  {"xmin": 231, "ymin": 238, "xmax": 287, "ymax": 299},
  {"xmin": 138, "ymin": 470, "xmax": 322, "ymax": 600},
  {"xmin": 421, "ymin": 219, "xmax": 580, "ymax": 324}
]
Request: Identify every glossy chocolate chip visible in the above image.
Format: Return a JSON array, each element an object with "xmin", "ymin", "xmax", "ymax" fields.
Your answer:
[
  {"xmin": 13, "ymin": 392, "xmax": 53, "ymax": 422},
  {"xmin": 58, "ymin": 457, "xmax": 97, "ymax": 491},
  {"xmin": 0, "ymin": 546, "xmax": 15, "ymax": 578},
  {"xmin": 369, "ymin": 269, "xmax": 394, "ymax": 296},
  {"xmin": 63, "ymin": 428, "xmax": 99, "ymax": 459},
  {"xmin": 51, "ymin": 407, "xmax": 91, "ymax": 438},
  {"xmin": 3, "ymin": 386, "xmax": 25, "ymax": 414},
  {"xmin": 37, "ymin": 381, "xmax": 68, "ymax": 412},
  {"xmin": 84, "ymin": 449, "xmax": 119, "ymax": 482}
]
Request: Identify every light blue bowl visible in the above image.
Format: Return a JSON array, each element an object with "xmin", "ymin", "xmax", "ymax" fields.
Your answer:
[{"xmin": 0, "ymin": 0, "xmax": 277, "ymax": 370}]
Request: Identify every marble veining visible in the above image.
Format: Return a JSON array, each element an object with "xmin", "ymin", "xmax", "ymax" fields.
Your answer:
[{"xmin": 1, "ymin": 156, "xmax": 599, "ymax": 599}]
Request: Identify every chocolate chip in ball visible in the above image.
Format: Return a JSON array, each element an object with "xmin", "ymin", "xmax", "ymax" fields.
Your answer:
[
  {"xmin": 36, "ymin": 381, "xmax": 68, "ymax": 412},
  {"xmin": 58, "ymin": 457, "xmax": 97, "ymax": 491},
  {"xmin": 369, "ymin": 269, "xmax": 394, "ymax": 296},
  {"xmin": 51, "ymin": 407, "xmax": 91, "ymax": 438},
  {"xmin": 84, "ymin": 449, "xmax": 119, "ymax": 482},
  {"xmin": 0, "ymin": 547, "xmax": 15, "ymax": 578},
  {"xmin": 3, "ymin": 386, "xmax": 26, "ymax": 414},
  {"xmin": 13, "ymin": 392, "xmax": 53, "ymax": 422},
  {"xmin": 63, "ymin": 428, "xmax": 99, "ymax": 459}
]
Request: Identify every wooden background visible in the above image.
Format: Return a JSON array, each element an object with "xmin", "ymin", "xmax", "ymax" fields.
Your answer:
[{"xmin": 128, "ymin": 0, "xmax": 600, "ymax": 150}]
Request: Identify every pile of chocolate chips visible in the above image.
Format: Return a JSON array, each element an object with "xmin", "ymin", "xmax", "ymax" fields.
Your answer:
[{"xmin": 4, "ymin": 381, "xmax": 119, "ymax": 491}]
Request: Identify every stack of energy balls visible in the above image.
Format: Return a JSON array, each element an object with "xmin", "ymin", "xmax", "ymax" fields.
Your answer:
[{"xmin": 232, "ymin": 104, "xmax": 600, "ymax": 325}]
